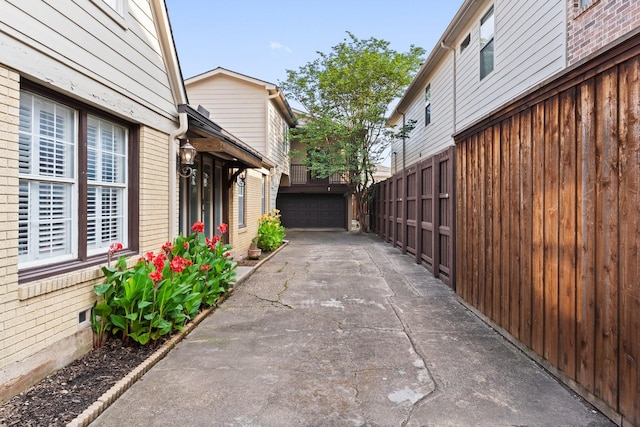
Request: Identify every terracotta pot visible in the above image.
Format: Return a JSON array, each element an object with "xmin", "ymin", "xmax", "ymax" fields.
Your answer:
[{"xmin": 248, "ymin": 248, "xmax": 262, "ymax": 260}]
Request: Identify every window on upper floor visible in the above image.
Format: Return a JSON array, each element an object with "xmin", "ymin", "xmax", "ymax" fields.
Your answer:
[
  {"xmin": 578, "ymin": 0, "xmax": 596, "ymax": 8},
  {"xmin": 460, "ymin": 34, "xmax": 471, "ymax": 53},
  {"xmin": 425, "ymin": 84, "xmax": 432, "ymax": 126},
  {"xmin": 103, "ymin": 0, "xmax": 124, "ymax": 16},
  {"xmin": 18, "ymin": 84, "xmax": 137, "ymax": 278},
  {"xmin": 283, "ymin": 122, "xmax": 289, "ymax": 152},
  {"xmin": 480, "ymin": 6, "xmax": 495, "ymax": 80}
]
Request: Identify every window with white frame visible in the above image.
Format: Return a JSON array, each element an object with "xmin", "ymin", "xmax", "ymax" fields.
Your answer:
[
  {"xmin": 261, "ymin": 175, "xmax": 267, "ymax": 214},
  {"xmin": 102, "ymin": 0, "xmax": 124, "ymax": 16},
  {"xmin": 18, "ymin": 86, "xmax": 134, "ymax": 273},
  {"xmin": 425, "ymin": 84, "xmax": 432, "ymax": 126},
  {"xmin": 480, "ymin": 6, "xmax": 495, "ymax": 80},
  {"xmin": 238, "ymin": 178, "xmax": 246, "ymax": 227}
]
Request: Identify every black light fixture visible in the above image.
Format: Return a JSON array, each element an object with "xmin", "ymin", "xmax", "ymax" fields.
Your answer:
[{"xmin": 178, "ymin": 140, "xmax": 197, "ymax": 178}]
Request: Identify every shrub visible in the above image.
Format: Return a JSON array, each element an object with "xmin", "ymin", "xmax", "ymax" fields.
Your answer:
[
  {"xmin": 255, "ymin": 209, "xmax": 286, "ymax": 252},
  {"xmin": 91, "ymin": 222, "xmax": 235, "ymax": 348}
]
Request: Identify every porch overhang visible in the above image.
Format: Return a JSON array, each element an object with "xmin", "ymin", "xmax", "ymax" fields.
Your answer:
[{"xmin": 178, "ymin": 104, "xmax": 272, "ymax": 169}]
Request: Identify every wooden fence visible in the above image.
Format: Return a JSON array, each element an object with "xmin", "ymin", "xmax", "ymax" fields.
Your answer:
[
  {"xmin": 454, "ymin": 33, "xmax": 640, "ymax": 426},
  {"xmin": 372, "ymin": 146, "xmax": 455, "ymax": 288}
]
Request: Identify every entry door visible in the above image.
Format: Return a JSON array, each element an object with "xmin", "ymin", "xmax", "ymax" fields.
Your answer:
[{"xmin": 183, "ymin": 155, "xmax": 223, "ymax": 236}]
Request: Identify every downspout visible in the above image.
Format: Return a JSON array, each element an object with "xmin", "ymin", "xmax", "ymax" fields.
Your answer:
[
  {"xmin": 401, "ymin": 112, "xmax": 406, "ymax": 171},
  {"xmin": 441, "ymin": 41, "xmax": 457, "ymax": 133},
  {"xmin": 169, "ymin": 112, "xmax": 188, "ymax": 239}
]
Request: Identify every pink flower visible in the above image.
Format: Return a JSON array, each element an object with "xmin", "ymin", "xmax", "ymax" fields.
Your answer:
[
  {"xmin": 149, "ymin": 271, "xmax": 163, "ymax": 283},
  {"xmin": 191, "ymin": 221, "xmax": 205, "ymax": 233},
  {"xmin": 217, "ymin": 223, "xmax": 228, "ymax": 234}
]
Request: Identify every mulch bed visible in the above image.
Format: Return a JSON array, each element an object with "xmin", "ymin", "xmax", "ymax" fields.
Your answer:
[{"xmin": 0, "ymin": 339, "xmax": 157, "ymax": 427}]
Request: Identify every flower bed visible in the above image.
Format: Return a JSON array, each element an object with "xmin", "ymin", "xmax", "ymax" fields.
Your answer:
[{"xmin": 92, "ymin": 222, "xmax": 235, "ymax": 348}]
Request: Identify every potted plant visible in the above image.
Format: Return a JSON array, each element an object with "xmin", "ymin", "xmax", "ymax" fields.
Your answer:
[{"xmin": 247, "ymin": 237, "xmax": 262, "ymax": 260}]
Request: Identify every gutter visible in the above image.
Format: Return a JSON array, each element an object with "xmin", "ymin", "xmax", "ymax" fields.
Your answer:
[{"xmin": 168, "ymin": 113, "xmax": 188, "ymax": 238}]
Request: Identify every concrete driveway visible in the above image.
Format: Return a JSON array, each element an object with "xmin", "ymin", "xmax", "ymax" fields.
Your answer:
[{"xmin": 91, "ymin": 231, "xmax": 614, "ymax": 426}]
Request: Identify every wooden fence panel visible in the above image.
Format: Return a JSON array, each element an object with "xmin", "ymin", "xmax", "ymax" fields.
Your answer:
[
  {"xmin": 576, "ymin": 78, "xmax": 597, "ymax": 394},
  {"xmin": 559, "ymin": 87, "xmax": 577, "ymax": 380},
  {"xmin": 618, "ymin": 56, "xmax": 640, "ymax": 427},
  {"xmin": 406, "ymin": 167, "xmax": 417, "ymax": 256},
  {"xmin": 453, "ymin": 37, "xmax": 640, "ymax": 424},
  {"xmin": 421, "ymin": 159, "xmax": 434, "ymax": 272},
  {"xmin": 543, "ymin": 96, "xmax": 560, "ymax": 367},
  {"xmin": 373, "ymin": 146, "xmax": 456, "ymax": 289},
  {"xmin": 594, "ymin": 68, "xmax": 619, "ymax": 410},
  {"xmin": 519, "ymin": 109, "xmax": 533, "ymax": 349}
]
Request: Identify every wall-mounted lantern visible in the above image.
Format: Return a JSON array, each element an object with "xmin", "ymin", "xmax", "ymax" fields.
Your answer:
[{"xmin": 178, "ymin": 140, "xmax": 197, "ymax": 178}]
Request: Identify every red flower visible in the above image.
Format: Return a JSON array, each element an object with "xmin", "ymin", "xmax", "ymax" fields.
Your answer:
[
  {"xmin": 200, "ymin": 264, "xmax": 211, "ymax": 271},
  {"xmin": 149, "ymin": 271, "xmax": 163, "ymax": 283},
  {"xmin": 191, "ymin": 221, "xmax": 205, "ymax": 233},
  {"xmin": 170, "ymin": 256, "xmax": 189, "ymax": 273},
  {"xmin": 108, "ymin": 242, "xmax": 123, "ymax": 255},
  {"xmin": 162, "ymin": 241, "xmax": 173, "ymax": 252},
  {"xmin": 145, "ymin": 251, "xmax": 155, "ymax": 262},
  {"xmin": 223, "ymin": 251, "xmax": 231, "ymax": 258},
  {"xmin": 153, "ymin": 253, "xmax": 166, "ymax": 271},
  {"xmin": 184, "ymin": 242, "xmax": 189, "ymax": 250},
  {"xmin": 217, "ymin": 223, "xmax": 228, "ymax": 234},
  {"xmin": 206, "ymin": 235, "xmax": 220, "ymax": 249}
]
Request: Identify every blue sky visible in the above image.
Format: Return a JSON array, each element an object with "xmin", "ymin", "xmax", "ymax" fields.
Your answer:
[{"xmin": 165, "ymin": 1, "xmax": 464, "ymax": 86}]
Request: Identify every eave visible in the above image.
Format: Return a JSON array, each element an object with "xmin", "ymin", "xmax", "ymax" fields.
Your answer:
[{"xmin": 178, "ymin": 104, "xmax": 273, "ymax": 169}]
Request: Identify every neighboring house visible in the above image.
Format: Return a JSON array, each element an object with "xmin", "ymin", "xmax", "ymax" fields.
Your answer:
[
  {"xmin": 0, "ymin": 0, "xmax": 262, "ymax": 403},
  {"xmin": 388, "ymin": 0, "xmax": 567, "ymax": 171},
  {"xmin": 184, "ymin": 68, "xmax": 296, "ymax": 252},
  {"xmin": 378, "ymin": 0, "xmax": 640, "ymax": 424},
  {"xmin": 279, "ymin": 135, "xmax": 350, "ymax": 229}
]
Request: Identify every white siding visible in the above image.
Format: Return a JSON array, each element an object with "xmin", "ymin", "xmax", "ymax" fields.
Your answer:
[
  {"xmin": 267, "ymin": 101, "xmax": 290, "ymax": 176},
  {"xmin": 186, "ymin": 76, "xmax": 268, "ymax": 154},
  {"xmin": 0, "ymin": 0, "xmax": 178, "ymax": 133},
  {"xmin": 456, "ymin": 0, "xmax": 566, "ymax": 129},
  {"xmin": 391, "ymin": 56, "xmax": 456, "ymax": 172}
]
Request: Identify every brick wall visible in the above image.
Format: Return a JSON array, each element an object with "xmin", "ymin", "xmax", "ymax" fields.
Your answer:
[
  {"xmin": 139, "ymin": 126, "xmax": 170, "ymax": 252},
  {"xmin": 0, "ymin": 69, "xmax": 175, "ymax": 402},
  {"xmin": 229, "ymin": 169, "xmax": 266, "ymax": 259},
  {"xmin": 568, "ymin": 0, "xmax": 640, "ymax": 65}
]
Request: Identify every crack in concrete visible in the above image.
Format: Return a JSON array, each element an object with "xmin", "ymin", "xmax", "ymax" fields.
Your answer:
[{"xmin": 389, "ymin": 301, "xmax": 441, "ymax": 427}]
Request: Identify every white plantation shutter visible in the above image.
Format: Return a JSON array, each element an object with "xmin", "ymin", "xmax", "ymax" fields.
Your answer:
[
  {"xmin": 18, "ymin": 92, "xmax": 77, "ymax": 266},
  {"xmin": 86, "ymin": 116, "xmax": 127, "ymax": 253}
]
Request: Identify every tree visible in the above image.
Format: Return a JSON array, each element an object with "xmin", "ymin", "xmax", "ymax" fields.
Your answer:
[{"xmin": 281, "ymin": 32, "xmax": 425, "ymax": 231}]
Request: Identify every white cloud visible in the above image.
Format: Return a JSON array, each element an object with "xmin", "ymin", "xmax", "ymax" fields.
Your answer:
[{"xmin": 270, "ymin": 41, "xmax": 292, "ymax": 54}]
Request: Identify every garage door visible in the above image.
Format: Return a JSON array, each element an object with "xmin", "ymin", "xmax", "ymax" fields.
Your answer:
[{"xmin": 277, "ymin": 193, "xmax": 346, "ymax": 228}]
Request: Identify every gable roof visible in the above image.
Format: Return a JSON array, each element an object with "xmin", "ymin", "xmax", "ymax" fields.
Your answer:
[
  {"xmin": 389, "ymin": 0, "xmax": 482, "ymax": 124},
  {"xmin": 150, "ymin": 0, "xmax": 188, "ymax": 106},
  {"xmin": 185, "ymin": 67, "xmax": 296, "ymax": 127}
]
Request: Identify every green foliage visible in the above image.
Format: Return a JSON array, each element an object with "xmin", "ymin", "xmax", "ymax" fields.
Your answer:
[
  {"xmin": 281, "ymin": 32, "xmax": 425, "ymax": 228},
  {"xmin": 91, "ymin": 222, "xmax": 235, "ymax": 347},
  {"xmin": 255, "ymin": 209, "xmax": 286, "ymax": 252}
]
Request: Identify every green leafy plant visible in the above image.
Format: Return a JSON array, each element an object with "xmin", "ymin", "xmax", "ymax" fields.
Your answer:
[
  {"xmin": 91, "ymin": 222, "xmax": 235, "ymax": 348},
  {"xmin": 255, "ymin": 209, "xmax": 286, "ymax": 252}
]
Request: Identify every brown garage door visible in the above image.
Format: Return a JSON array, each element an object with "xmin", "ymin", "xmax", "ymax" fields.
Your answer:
[{"xmin": 277, "ymin": 193, "xmax": 346, "ymax": 228}]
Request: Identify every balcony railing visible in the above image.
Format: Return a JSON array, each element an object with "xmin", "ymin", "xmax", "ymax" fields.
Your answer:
[{"xmin": 290, "ymin": 164, "xmax": 347, "ymax": 185}]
